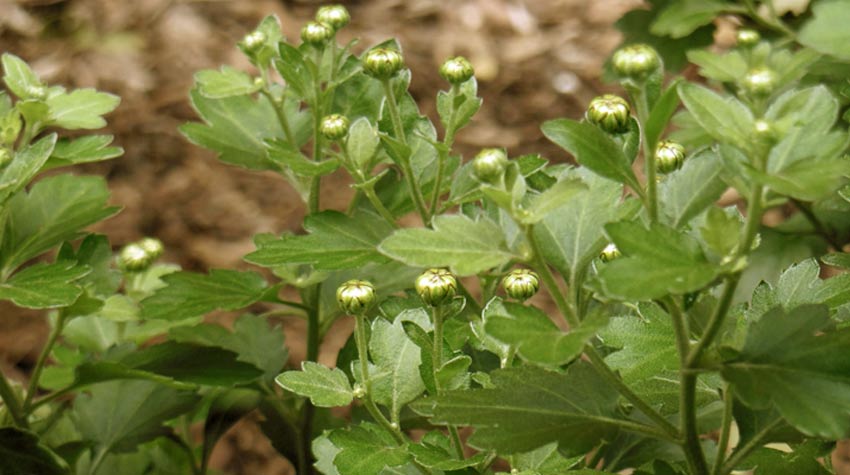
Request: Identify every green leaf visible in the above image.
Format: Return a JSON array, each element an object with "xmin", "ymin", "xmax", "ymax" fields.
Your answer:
[
  {"xmin": 510, "ymin": 442, "xmax": 582, "ymax": 474},
  {"xmin": 736, "ymin": 440, "xmax": 832, "ymax": 475},
  {"xmin": 723, "ymin": 304, "xmax": 850, "ymax": 438},
  {"xmin": 699, "ymin": 206, "xmax": 743, "ymax": 258},
  {"xmin": 408, "ymin": 431, "xmax": 486, "ymax": 470},
  {"xmin": 74, "ymin": 380, "xmax": 200, "ymax": 453},
  {"xmin": 645, "ymin": 80, "xmax": 682, "ymax": 149},
  {"xmin": 346, "ymin": 117, "xmax": 380, "ymax": 171},
  {"xmin": 651, "ymin": 0, "xmax": 727, "ymax": 39},
  {"xmin": 541, "ymin": 119, "xmax": 641, "ymax": 192},
  {"xmin": 45, "ymin": 89, "xmax": 120, "ymax": 130},
  {"xmin": 596, "ymin": 221, "xmax": 718, "ymax": 300},
  {"xmin": 436, "ymin": 78, "xmax": 482, "ymax": 137},
  {"xmin": 114, "ymin": 341, "xmax": 264, "ymax": 386},
  {"xmin": 798, "ymin": 0, "xmax": 850, "ymax": 60},
  {"xmin": 519, "ymin": 176, "xmax": 586, "ymax": 224},
  {"xmin": 195, "ymin": 66, "xmax": 262, "ymax": 98},
  {"xmin": 423, "ymin": 363, "xmax": 620, "ymax": 454},
  {"xmin": 46, "ymin": 135, "xmax": 123, "ymax": 169},
  {"xmin": 484, "ymin": 298, "xmax": 606, "ymax": 366},
  {"xmin": 140, "ymin": 269, "xmax": 270, "ymax": 321},
  {"xmin": 276, "ymin": 361, "xmax": 353, "ymax": 407},
  {"xmin": 247, "ymin": 211, "xmax": 393, "ymax": 271},
  {"xmin": 169, "ymin": 314, "xmax": 287, "ymax": 380},
  {"xmin": 379, "ymin": 214, "xmax": 517, "ymax": 276},
  {"xmin": 181, "ymin": 89, "xmax": 285, "ymax": 170},
  {"xmin": 677, "ymin": 82, "xmax": 754, "ymax": 150},
  {"xmin": 822, "ymin": 252, "xmax": 850, "ymax": 269},
  {"xmin": 0, "ymin": 133, "xmax": 57, "ymax": 203},
  {"xmin": 659, "ymin": 149, "xmax": 727, "ymax": 228},
  {"xmin": 265, "ymin": 138, "xmax": 340, "ymax": 177},
  {"xmin": 326, "ymin": 423, "xmax": 410, "ymax": 475},
  {"xmin": 368, "ymin": 314, "xmax": 426, "ymax": 419},
  {"xmin": 0, "ymin": 261, "xmax": 89, "ymax": 308},
  {"xmin": 201, "ymin": 389, "xmax": 263, "ymax": 471},
  {"xmin": 0, "ymin": 428, "xmax": 69, "ymax": 475},
  {"xmin": 1, "ymin": 174, "xmax": 119, "ymax": 272},
  {"xmin": 534, "ymin": 170, "xmax": 635, "ymax": 278},
  {"xmin": 1, "ymin": 53, "xmax": 42, "ymax": 99},
  {"xmin": 615, "ymin": 6, "xmax": 715, "ymax": 71},
  {"xmin": 687, "ymin": 50, "xmax": 748, "ymax": 83}
]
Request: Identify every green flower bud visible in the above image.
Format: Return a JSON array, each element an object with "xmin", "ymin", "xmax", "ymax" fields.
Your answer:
[
  {"xmin": 753, "ymin": 119, "xmax": 774, "ymax": 141},
  {"xmin": 0, "ymin": 148, "xmax": 11, "ymax": 168},
  {"xmin": 502, "ymin": 269, "xmax": 540, "ymax": 301},
  {"xmin": 415, "ymin": 268, "xmax": 458, "ymax": 307},
  {"xmin": 586, "ymin": 95, "xmax": 631, "ymax": 134},
  {"xmin": 0, "ymin": 111, "xmax": 22, "ymax": 146},
  {"xmin": 742, "ymin": 68, "xmax": 776, "ymax": 97},
  {"xmin": 26, "ymin": 85, "xmax": 47, "ymax": 101},
  {"xmin": 242, "ymin": 30, "xmax": 267, "ymax": 52},
  {"xmin": 119, "ymin": 243, "xmax": 153, "ymax": 272},
  {"xmin": 316, "ymin": 5, "xmax": 351, "ymax": 31},
  {"xmin": 655, "ymin": 140, "xmax": 686, "ymax": 174},
  {"xmin": 336, "ymin": 279, "xmax": 376, "ymax": 315},
  {"xmin": 138, "ymin": 237, "xmax": 164, "ymax": 260},
  {"xmin": 439, "ymin": 56, "xmax": 475, "ymax": 85},
  {"xmin": 612, "ymin": 44, "xmax": 661, "ymax": 80},
  {"xmin": 301, "ymin": 21, "xmax": 334, "ymax": 47},
  {"xmin": 363, "ymin": 48, "xmax": 404, "ymax": 80},
  {"xmin": 320, "ymin": 114, "xmax": 350, "ymax": 141},
  {"xmin": 472, "ymin": 148, "xmax": 508, "ymax": 184},
  {"xmin": 599, "ymin": 243, "xmax": 621, "ymax": 263},
  {"xmin": 736, "ymin": 29, "xmax": 760, "ymax": 48}
]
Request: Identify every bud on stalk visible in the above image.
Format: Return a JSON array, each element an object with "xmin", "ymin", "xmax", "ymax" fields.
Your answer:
[
  {"xmin": 363, "ymin": 48, "xmax": 404, "ymax": 80},
  {"xmin": 316, "ymin": 5, "xmax": 351, "ymax": 31},
  {"xmin": 336, "ymin": 279, "xmax": 377, "ymax": 315},
  {"xmin": 502, "ymin": 269, "xmax": 540, "ymax": 301},
  {"xmin": 472, "ymin": 148, "xmax": 508, "ymax": 184},
  {"xmin": 586, "ymin": 95, "xmax": 631, "ymax": 134},
  {"xmin": 320, "ymin": 114, "xmax": 350, "ymax": 141},
  {"xmin": 439, "ymin": 56, "xmax": 475, "ymax": 85},
  {"xmin": 415, "ymin": 268, "xmax": 458, "ymax": 307},
  {"xmin": 655, "ymin": 140, "xmax": 686, "ymax": 174}
]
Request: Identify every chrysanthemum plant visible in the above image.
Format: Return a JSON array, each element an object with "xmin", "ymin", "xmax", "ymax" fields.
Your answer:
[{"xmin": 5, "ymin": 2, "xmax": 850, "ymax": 474}]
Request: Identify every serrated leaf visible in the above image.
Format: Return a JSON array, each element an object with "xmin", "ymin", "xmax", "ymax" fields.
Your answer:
[
  {"xmin": 1, "ymin": 173, "xmax": 119, "ymax": 273},
  {"xmin": 677, "ymin": 82, "xmax": 754, "ymax": 150},
  {"xmin": 659, "ymin": 149, "xmax": 727, "ymax": 228},
  {"xmin": 379, "ymin": 214, "xmax": 517, "ymax": 276},
  {"xmin": 74, "ymin": 380, "xmax": 200, "ymax": 454},
  {"xmin": 368, "ymin": 314, "xmax": 426, "ymax": 419},
  {"xmin": 327, "ymin": 424, "xmax": 410, "ymax": 475},
  {"xmin": 276, "ymin": 361, "xmax": 353, "ymax": 407},
  {"xmin": 265, "ymin": 138, "xmax": 340, "ymax": 177},
  {"xmin": 0, "ymin": 133, "xmax": 56, "ymax": 203},
  {"xmin": 798, "ymin": 0, "xmax": 850, "ymax": 61},
  {"xmin": 0, "ymin": 261, "xmax": 89, "ymax": 308},
  {"xmin": 687, "ymin": 50, "xmax": 748, "ymax": 83},
  {"xmin": 424, "ymin": 363, "xmax": 620, "ymax": 454},
  {"xmin": 645, "ymin": 80, "xmax": 682, "ymax": 148},
  {"xmin": 699, "ymin": 206, "xmax": 743, "ymax": 257},
  {"xmin": 484, "ymin": 298, "xmax": 605, "ymax": 366},
  {"xmin": 45, "ymin": 88, "xmax": 120, "ymax": 130},
  {"xmin": 408, "ymin": 431, "xmax": 486, "ymax": 470},
  {"xmin": 1, "ymin": 53, "xmax": 42, "ymax": 99},
  {"xmin": 541, "ymin": 119, "xmax": 641, "ymax": 192},
  {"xmin": 723, "ymin": 304, "xmax": 850, "ymax": 438},
  {"xmin": 195, "ymin": 66, "xmax": 261, "ymax": 98},
  {"xmin": 0, "ymin": 428, "xmax": 69, "ymax": 475},
  {"xmin": 511, "ymin": 442, "xmax": 582, "ymax": 474},
  {"xmin": 46, "ymin": 135, "xmax": 123, "ymax": 169},
  {"xmin": 519, "ymin": 177, "xmax": 586, "ymax": 224},
  {"xmin": 651, "ymin": 0, "xmax": 727, "ymax": 39},
  {"xmin": 247, "ymin": 211, "xmax": 393, "ymax": 270},
  {"xmin": 140, "ymin": 269, "xmax": 270, "ymax": 321},
  {"xmin": 346, "ymin": 117, "xmax": 380, "ymax": 170},
  {"xmin": 169, "ymin": 314, "xmax": 287, "ymax": 379},
  {"xmin": 596, "ymin": 221, "xmax": 718, "ymax": 300}
]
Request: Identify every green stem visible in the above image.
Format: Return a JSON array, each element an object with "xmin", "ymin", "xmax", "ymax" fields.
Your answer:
[
  {"xmin": 89, "ymin": 447, "xmax": 109, "ymax": 475},
  {"xmin": 680, "ymin": 373, "xmax": 709, "ymax": 475},
  {"xmin": 0, "ymin": 368, "xmax": 26, "ymax": 428},
  {"xmin": 362, "ymin": 185, "xmax": 399, "ymax": 228},
  {"xmin": 354, "ymin": 313, "xmax": 405, "ymax": 443},
  {"xmin": 632, "ymin": 87, "xmax": 658, "ymax": 222},
  {"xmin": 525, "ymin": 226, "xmax": 578, "ymax": 327},
  {"xmin": 720, "ymin": 419, "xmax": 782, "ymax": 475},
  {"xmin": 792, "ymin": 198, "xmax": 842, "ymax": 250},
  {"xmin": 712, "ymin": 385, "xmax": 734, "ymax": 475},
  {"xmin": 662, "ymin": 297, "xmax": 690, "ymax": 366},
  {"xmin": 301, "ymin": 286, "xmax": 321, "ymax": 475},
  {"xmin": 429, "ymin": 85, "xmax": 458, "ymax": 217},
  {"xmin": 260, "ymin": 87, "xmax": 296, "ymax": 147},
  {"xmin": 431, "ymin": 305, "xmax": 465, "ymax": 459},
  {"xmin": 23, "ymin": 311, "xmax": 67, "ymax": 412},
  {"xmin": 381, "ymin": 78, "xmax": 430, "ymax": 223}
]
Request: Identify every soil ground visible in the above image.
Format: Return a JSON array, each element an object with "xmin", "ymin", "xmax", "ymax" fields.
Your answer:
[{"xmin": 1, "ymin": 0, "xmax": 846, "ymax": 473}]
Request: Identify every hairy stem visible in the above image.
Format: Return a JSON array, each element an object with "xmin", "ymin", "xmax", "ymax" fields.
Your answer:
[
  {"xmin": 0, "ymin": 369, "xmax": 26, "ymax": 428},
  {"xmin": 381, "ymin": 78, "xmax": 430, "ymax": 223},
  {"xmin": 632, "ymin": 87, "xmax": 658, "ymax": 222},
  {"xmin": 681, "ymin": 373, "xmax": 709, "ymax": 475},
  {"xmin": 354, "ymin": 313, "xmax": 405, "ymax": 443},
  {"xmin": 712, "ymin": 385, "xmax": 735, "ymax": 475},
  {"xmin": 23, "ymin": 311, "xmax": 67, "ymax": 412},
  {"xmin": 429, "ymin": 85, "xmax": 458, "ymax": 217}
]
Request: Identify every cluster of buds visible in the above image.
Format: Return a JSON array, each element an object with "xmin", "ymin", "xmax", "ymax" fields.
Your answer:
[
  {"xmin": 363, "ymin": 48, "xmax": 405, "ymax": 80},
  {"xmin": 241, "ymin": 30, "xmax": 267, "ymax": 54},
  {"xmin": 439, "ymin": 56, "xmax": 475, "ymax": 85},
  {"xmin": 586, "ymin": 95, "xmax": 631, "ymax": 134},
  {"xmin": 119, "ymin": 237, "xmax": 164, "ymax": 272},
  {"xmin": 301, "ymin": 21, "xmax": 334, "ymax": 46},
  {"xmin": 599, "ymin": 243, "xmax": 622, "ymax": 263},
  {"xmin": 320, "ymin": 114, "xmax": 350, "ymax": 141},
  {"xmin": 501, "ymin": 269, "xmax": 540, "ymax": 301},
  {"xmin": 472, "ymin": 148, "xmax": 508, "ymax": 184},
  {"xmin": 316, "ymin": 5, "xmax": 350, "ymax": 31},
  {"xmin": 655, "ymin": 140, "xmax": 686, "ymax": 174},
  {"xmin": 612, "ymin": 44, "xmax": 661, "ymax": 80}
]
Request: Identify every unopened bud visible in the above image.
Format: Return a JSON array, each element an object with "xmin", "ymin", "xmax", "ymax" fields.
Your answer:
[
  {"xmin": 586, "ymin": 95, "xmax": 631, "ymax": 134},
  {"xmin": 363, "ymin": 48, "xmax": 404, "ymax": 80},
  {"xmin": 242, "ymin": 31, "xmax": 267, "ymax": 52},
  {"xmin": 600, "ymin": 243, "xmax": 622, "ymax": 263},
  {"xmin": 119, "ymin": 243, "xmax": 153, "ymax": 272},
  {"xmin": 0, "ymin": 148, "xmax": 11, "ymax": 167},
  {"xmin": 320, "ymin": 114, "xmax": 350, "ymax": 141},
  {"xmin": 439, "ymin": 56, "xmax": 475, "ymax": 85},
  {"xmin": 612, "ymin": 44, "xmax": 661, "ymax": 80},
  {"xmin": 655, "ymin": 140, "xmax": 686, "ymax": 174},
  {"xmin": 415, "ymin": 268, "xmax": 458, "ymax": 307},
  {"xmin": 736, "ymin": 29, "xmax": 760, "ymax": 48},
  {"xmin": 502, "ymin": 269, "xmax": 540, "ymax": 301},
  {"xmin": 25, "ymin": 85, "xmax": 47, "ymax": 101},
  {"xmin": 316, "ymin": 5, "xmax": 351, "ymax": 31},
  {"xmin": 301, "ymin": 21, "xmax": 334, "ymax": 46},
  {"xmin": 472, "ymin": 148, "xmax": 508, "ymax": 184},
  {"xmin": 742, "ymin": 68, "xmax": 776, "ymax": 97},
  {"xmin": 138, "ymin": 237, "xmax": 164, "ymax": 260},
  {"xmin": 336, "ymin": 279, "xmax": 376, "ymax": 315}
]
